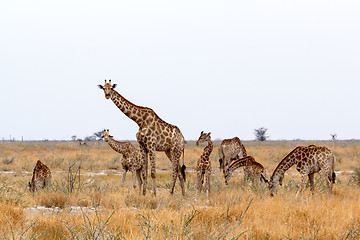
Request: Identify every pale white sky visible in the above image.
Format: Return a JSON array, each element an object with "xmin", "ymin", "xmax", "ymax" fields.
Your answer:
[{"xmin": 1, "ymin": 0, "xmax": 359, "ymax": 141}]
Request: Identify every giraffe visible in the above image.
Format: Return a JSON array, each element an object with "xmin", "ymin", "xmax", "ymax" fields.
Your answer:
[
  {"xmin": 98, "ymin": 80, "xmax": 186, "ymax": 196},
  {"xmin": 28, "ymin": 160, "xmax": 52, "ymax": 192},
  {"xmin": 268, "ymin": 145, "xmax": 336, "ymax": 197},
  {"xmin": 224, "ymin": 156, "xmax": 268, "ymax": 185},
  {"xmin": 218, "ymin": 137, "xmax": 247, "ymax": 178},
  {"xmin": 195, "ymin": 131, "xmax": 213, "ymax": 200},
  {"xmin": 102, "ymin": 129, "xmax": 145, "ymax": 193}
]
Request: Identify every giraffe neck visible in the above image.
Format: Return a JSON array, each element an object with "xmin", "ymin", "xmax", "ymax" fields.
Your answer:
[
  {"xmin": 272, "ymin": 150, "xmax": 297, "ymax": 180},
  {"xmin": 228, "ymin": 156, "xmax": 252, "ymax": 171},
  {"xmin": 108, "ymin": 139, "xmax": 131, "ymax": 157},
  {"xmin": 110, "ymin": 89, "xmax": 151, "ymax": 127},
  {"xmin": 202, "ymin": 140, "xmax": 213, "ymax": 160}
]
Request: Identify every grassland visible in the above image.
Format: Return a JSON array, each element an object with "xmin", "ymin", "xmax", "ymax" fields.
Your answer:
[{"xmin": 0, "ymin": 140, "xmax": 360, "ymax": 239}]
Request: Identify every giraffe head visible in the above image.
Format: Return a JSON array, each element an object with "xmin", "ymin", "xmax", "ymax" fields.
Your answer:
[
  {"xmin": 196, "ymin": 131, "xmax": 211, "ymax": 146},
  {"xmin": 268, "ymin": 176, "xmax": 279, "ymax": 196},
  {"xmin": 98, "ymin": 80, "xmax": 117, "ymax": 99},
  {"xmin": 102, "ymin": 129, "xmax": 113, "ymax": 142}
]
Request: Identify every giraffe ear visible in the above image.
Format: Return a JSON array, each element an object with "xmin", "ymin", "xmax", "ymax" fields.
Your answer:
[
  {"xmin": 109, "ymin": 135, "xmax": 113, "ymax": 138},
  {"xmin": 207, "ymin": 132, "xmax": 211, "ymax": 137},
  {"xmin": 111, "ymin": 84, "xmax": 117, "ymax": 89},
  {"xmin": 201, "ymin": 131, "xmax": 204, "ymax": 134},
  {"xmin": 98, "ymin": 85, "xmax": 104, "ymax": 90}
]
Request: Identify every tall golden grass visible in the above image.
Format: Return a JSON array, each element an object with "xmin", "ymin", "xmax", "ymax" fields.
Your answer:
[{"xmin": 0, "ymin": 140, "xmax": 359, "ymax": 239}]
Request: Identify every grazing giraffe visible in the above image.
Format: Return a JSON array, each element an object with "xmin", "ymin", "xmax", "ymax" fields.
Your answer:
[
  {"xmin": 28, "ymin": 160, "xmax": 52, "ymax": 192},
  {"xmin": 195, "ymin": 131, "xmax": 213, "ymax": 200},
  {"xmin": 225, "ymin": 156, "xmax": 268, "ymax": 185},
  {"xmin": 268, "ymin": 145, "xmax": 336, "ymax": 197},
  {"xmin": 218, "ymin": 137, "xmax": 247, "ymax": 178},
  {"xmin": 98, "ymin": 80, "xmax": 186, "ymax": 196},
  {"xmin": 102, "ymin": 129, "xmax": 145, "ymax": 193}
]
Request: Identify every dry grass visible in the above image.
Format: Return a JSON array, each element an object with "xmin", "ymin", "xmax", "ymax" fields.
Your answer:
[{"xmin": 0, "ymin": 140, "xmax": 360, "ymax": 239}]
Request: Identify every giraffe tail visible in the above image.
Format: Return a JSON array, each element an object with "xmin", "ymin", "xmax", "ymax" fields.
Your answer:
[
  {"xmin": 181, "ymin": 164, "xmax": 186, "ymax": 182},
  {"xmin": 332, "ymin": 172, "xmax": 336, "ymax": 184},
  {"xmin": 181, "ymin": 144, "xmax": 186, "ymax": 182}
]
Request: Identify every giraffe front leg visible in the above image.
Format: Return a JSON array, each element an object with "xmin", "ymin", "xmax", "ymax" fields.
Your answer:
[
  {"xmin": 319, "ymin": 169, "xmax": 333, "ymax": 194},
  {"xmin": 131, "ymin": 170, "xmax": 137, "ymax": 189},
  {"xmin": 149, "ymin": 150, "xmax": 157, "ymax": 196},
  {"xmin": 195, "ymin": 169, "xmax": 202, "ymax": 201},
  {"xmin": 121, "ymin": 170, "xmax": 127, "ymax": 186},
  {"xmin": 138, "ymin": 144, "xmax": 148, "ymax": 196},
  {"xmin": 308, "ymin": 173, "xmax": 315, "ymax": 192},
  {"xmin": 136, "ymin": 169, "xmax": 143, "ymax": 194},
  {"xmin": 206, "ymin": 170, "xmax": 211, "ymax": 201},
  {"xmin": 296, "ymin": 175, "xmax": 307, "ymax": 197}
]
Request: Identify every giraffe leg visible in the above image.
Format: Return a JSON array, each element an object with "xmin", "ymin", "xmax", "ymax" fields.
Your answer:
[
  {"xmin": 195, "ymin": 169, "xmax": 202, "ymax": 201},
  {"xmin": 319, "ymin": 169, "xmax": 333, "ymax": 193},
  {"xmin": 167, "ymin": 149, "xmax": 185, "ymax": 196},
  {"xmin": 136, "ymin": 169, "xmax": 143, "ymax": 194},
  {"xmin": 139, "ymin": 144, "xmax": 148, "ymax": 196},
  {"xmin": 131, "ymin": 170, "xmax": 137, "ymax": 189},
  {"xmin": 141, "ymin": 166, "xmax": 146, "ymax": 195},
  {"xmin": 206, "ymin": 170, "xmax": 211, "ymax": 200},
  {"xmin": 296, "ymin": 174, "xmax": 307, "ymax": 197},
  {"xmin": 121, "ymin": 170, "xmax": 127, "ymax": 186},
  {"xmin": 308, "ymin": 173, "xmax": 315, "ymax": 192},
  {"xmin": 148, "ymin": 149, "xmax": 157, "ymax": 196}
]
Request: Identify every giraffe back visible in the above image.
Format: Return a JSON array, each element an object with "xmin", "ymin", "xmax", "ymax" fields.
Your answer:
[
  {"xmin": 218, "ymin": 137, "xmax": 247, "ymax": 172},
  {"xmin": 29, "ymin": 160, "xmax": 52, "ymax": 192}
]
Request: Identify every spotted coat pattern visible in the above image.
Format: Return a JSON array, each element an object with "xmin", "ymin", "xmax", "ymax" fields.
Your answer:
[
  {"xmin": 218, "ymin": 137, "xmax": 247, "ymax": 178},
  {"xmin": 224, "ymin": 156, "xmax": 267, "ymax": 185},
  {"xmin": 103, "ymin": 129, "xmax": 145, "ymax": 193},
  {"xmin": 269, "ymin": 145, "xmax": 336, "ymax": 197},
  {"xmin": 195, "ymin": 131, "xmax": 213, "ymax": 200},
  {"xmin": 29, "ymin": 160, "xmax": 52, "ymax": 192},
  {"xmin": 98, "ymin": 80, "xmax": 186, "ymax": 196}
]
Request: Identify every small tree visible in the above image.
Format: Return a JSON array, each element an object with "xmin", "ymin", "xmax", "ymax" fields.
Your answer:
[
  {"xmin": 71, "ymin": 135, "xmax": 77, "ymax": 141},
  {"xmin": 254, "ymin": 127, "xmax": 269, "ymax": 141},
  {"xmin": 331, "ymin": 134, "xmax": 337, "ymax": 141},
  {"xmin": 92, "ymin": 130, "xmax": 104, "ymax": 141}
]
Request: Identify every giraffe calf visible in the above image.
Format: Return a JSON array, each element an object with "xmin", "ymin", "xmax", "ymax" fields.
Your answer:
[
  {"xmin": 103, "ymin": 129, "xmax": 146, "ymax": 194},
  {"xmin": 196, "ymin": 131, "xmax": 213, "ymax": 200},
  {"xmin": 225, "ymin": 156, "xmax": 267, "ymax": 185},
  {"xmin": 29, "ymin": 160, "xmax": 52, "ymax": 192}
]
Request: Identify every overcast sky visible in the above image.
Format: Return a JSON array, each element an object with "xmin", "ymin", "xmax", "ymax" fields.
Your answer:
[{"xmin": 1, "ymin": 0, "xmax": 359, "ymax": 141}]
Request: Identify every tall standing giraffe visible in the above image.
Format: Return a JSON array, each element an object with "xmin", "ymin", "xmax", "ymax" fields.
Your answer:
[
  {"xmin": 268, "ymin": 145, "xmax": 336, "ymax": 197},
  {"xmin": 98, "ymin": 80, "xmax": 186, "ymax": 196},
  {"xmin": 196, "ymin": 131, "xmax": 213, "ymax": 200}
]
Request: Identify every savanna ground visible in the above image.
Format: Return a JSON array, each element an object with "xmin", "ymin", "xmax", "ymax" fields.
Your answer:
[{"xmin": 1, "ymin": 140, "xmax": 360, "ymax": 239}]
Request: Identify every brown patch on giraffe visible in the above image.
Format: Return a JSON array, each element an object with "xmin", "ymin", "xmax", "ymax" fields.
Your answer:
[
  {"xmin": 99, "ymin": 80, "xmax": 186, "ymax": 196},
  {"xmin": 29, "ymin": 160, "xmax": 52, "ymax": 192}
]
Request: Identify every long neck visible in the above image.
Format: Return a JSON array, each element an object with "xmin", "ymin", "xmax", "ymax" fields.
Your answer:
[
  {"xmin": 107, "ymin": 139, "xmax": 131, "ymax": 156},
  {"xmin": 228, "ymin": 156, "xmax": 251, "ymax": 172},
  {"xmin": 202, "ymin": 139, "xmax": 213, "ymax": 160},
  {"xmin": 272, "ymin": 149, "xmax": 298, "ymax": 180},
  {"xmin": 110, "ymin": 89, "xmax": 152, "ymax": 127}
]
